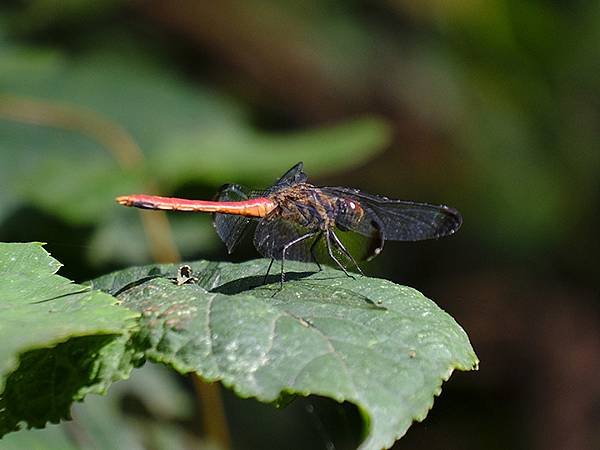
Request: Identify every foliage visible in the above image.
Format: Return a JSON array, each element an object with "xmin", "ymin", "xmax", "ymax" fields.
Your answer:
[
  {"xmin": 0, "ymin": 363, "xmax": 200, "ymax": 450},
  {"xmin": 0, "ymin": 23, "xmax": 391, "ymax": 265},
  {"xmin": 0, "ymin": 242, "xmax": 139, "ymax": 436},
  {"xmin": 0, "ymin": 243, "xmax": 477, "ymax": 449}
]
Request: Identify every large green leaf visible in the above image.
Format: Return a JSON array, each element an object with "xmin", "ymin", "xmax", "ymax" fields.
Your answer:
[
  {"xmin": 0, "ymin": 242, "xmax": 139, "ymax": 436},
  {"xmin": 152, "ymin": 116, "xmax": 391, "ymax": 187},
  {"xmin": 0, "ymin": 243, "xmax": 476, "ymax": 447},
  {"xmin": 91, "ymin": 259, "xmax": 478, "ymax": 450}
]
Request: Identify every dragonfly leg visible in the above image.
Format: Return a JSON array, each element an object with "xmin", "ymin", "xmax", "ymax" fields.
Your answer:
[
  {"xmin": 263, "ymin": 258, "xmax": 275, "ymax": 285},
  {"xmin": 279, "ymin": 231, "xmax": 319, "ymax": 289},
  {"xmin": 329, "ymin": 230, "xmax": 364, "ymax": 276},
  {"xmin": 309, "ymin": 231, "xmax": 323, "ymax": 272},
  {"xmin": 325, "ymin": 231, "xmax": 354, "ymax": 279}
]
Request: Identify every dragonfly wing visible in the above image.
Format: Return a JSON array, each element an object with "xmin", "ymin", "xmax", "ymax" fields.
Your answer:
[
  {"xmin": 213, "ymin": 183, "xmax": 254, "ymax": 253},
  {"xmin": 322, "ymin": 187, "xmax": 462, "ymax": 241},
  {"xmin": 253, "ymin": 216, "xmax": 318, "ymax": 261},
  {"xmin": 335, "ymin": 219, "xmax": 385, "ymax": 261},
  {"xmin": 265, "ymin": 162, "xmax": 307, "ymax": 193},
  {"xmin": 213, "ymin": 162, "xmax": 307, "ymax": 254}
]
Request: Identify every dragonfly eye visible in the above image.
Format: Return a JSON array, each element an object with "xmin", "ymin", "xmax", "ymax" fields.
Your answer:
[
  {"xmin": 334, "ymin": 198, "xmax": 367, "ymax": 232},
  {"xmin": 345, "ymin": 198, "xmax": 365, "ymax": 217}
]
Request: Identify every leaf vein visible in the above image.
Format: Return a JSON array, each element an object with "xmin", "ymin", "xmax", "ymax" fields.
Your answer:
[
  {"xmin": 205, "ymin": 294, "xmax": 220, "ymax": 374},
  {"xmin": 278, "ymin": 308, "xmax": 360, "ymax": 401},
  {"xmin": 252, "ymin": 313, "xmax": 284, "ymax": 373}
]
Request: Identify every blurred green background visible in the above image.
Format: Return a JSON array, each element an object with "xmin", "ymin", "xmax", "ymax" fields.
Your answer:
[{"xmin": 1, "ymin": 1, "xmax": 599, "ymax": 449}]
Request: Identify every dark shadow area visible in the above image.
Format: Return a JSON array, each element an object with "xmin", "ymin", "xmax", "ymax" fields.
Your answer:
[
  {"xmin": 0, "ymin": 334, "xmax": 120, "ymax": 432},
  {"xmin": 211, "ymin": 270, "xmax": 387, "ymax": 310},
  {"xmin": 210, "ymin": 271, "xmax": 316, "ymax": 295},
  {"xmin": 0, "ymin": 206, "xmax": 96, "ymax": 281},
  {"xmin": 109, "ymin": 275, "xmax": 164, "ymax": 297},
  {"xmin": 221, "ymin": 388, "xmax": 363, "ymax": 450}
]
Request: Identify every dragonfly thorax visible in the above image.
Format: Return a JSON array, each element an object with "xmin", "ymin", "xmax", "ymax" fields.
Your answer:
[{"xmin": 270, "ymin": 184, "xmax": 338, "ymax": 231}]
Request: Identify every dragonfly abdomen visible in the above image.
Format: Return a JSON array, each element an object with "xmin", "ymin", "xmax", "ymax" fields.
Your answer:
[{"xmin": 116, "ymin": 194, "xmax": 276, "ymax": 217}]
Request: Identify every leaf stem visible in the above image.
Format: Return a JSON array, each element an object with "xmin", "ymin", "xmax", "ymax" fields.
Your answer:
[
  {"xmin": 192, "ymin": 376, "xmax": 232, "ymax": 450},
  {"xmin": 0, "ymin": 94, "xmax": 143, "ymax": 167},
  {"xmin": 0, "ymin": 93, "xmax": 181, "ymax": 262}
]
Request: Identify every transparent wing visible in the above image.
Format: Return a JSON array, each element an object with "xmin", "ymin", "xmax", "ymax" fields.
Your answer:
[
  {"xmin": 213, "ymin": 183, "xmax": 255, "ymax": 253},
  {"xmin": 253, "ymin": 216, "xmax": 376, "ymax": 270},
  {"xmin": 213, "ymin": 163, "xmax": 307, "ymax": 254},
  {"xmin": 253, "ymin": 216, "xmax": 319, "ymax": 261},
  {"xmin": 334, "ymin": 216, "xmax": 385, "ymax": 261},
  {"xmin": 322, "ymin": 187, "xmax": 462, "ymax": 241}
]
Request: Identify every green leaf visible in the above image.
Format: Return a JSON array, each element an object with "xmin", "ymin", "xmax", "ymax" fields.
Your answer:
[
  {"xmin": 88, "ymin": 212, "xmax": 218, "ymax": 266},
  {"xmin": 91, "ymin": 259, "xmax": 478, "ymax": 450},
  {"xmin": 0, "ymin": 424, "xmax": 78, "ymax": 450},
  {"xmin": 0, "ymin": 242, "xmax": 139, "ymax": 437},
  {"xmin": 0, "ymin": 363, "xmax": 202, "ymax": 450},
  {"xmin": 153, "ymin": 116, "xmax": 392, "ymax": 187},
  {"xmin": 0, "ymin": 32, "xmax": 390, "ymax": 221},
  {"xmin": 0, "ymin": 116, "xmax": 143, "ymax": 226},
  {"xmin": 65, "ymin": 362, "xmax": 200, "ymax": 450}
]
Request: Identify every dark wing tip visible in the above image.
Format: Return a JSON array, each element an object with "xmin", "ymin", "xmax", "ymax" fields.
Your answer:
[
  {"xmin": 437, "ymin": 205, "xmax": 463, "ymax": 236},
  {"xmin": 271, "ymin": 162, "xmax": 308, "ymax": 190},
  {"xmin": 290, "ymin": 161, "xmax": 304, "ymax": 177}
]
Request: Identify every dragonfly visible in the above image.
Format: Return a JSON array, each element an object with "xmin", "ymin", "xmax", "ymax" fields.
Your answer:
[{"xmin": 116, "ymin": 162, "xmax": 462, "ymax": 286}]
